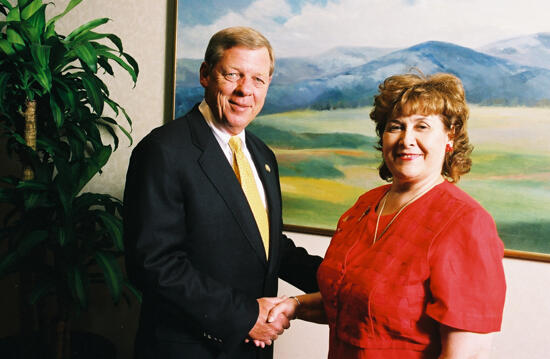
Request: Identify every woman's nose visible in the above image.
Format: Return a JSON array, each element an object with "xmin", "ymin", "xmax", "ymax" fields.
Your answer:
[{"xmin": 400, "ymin": 128, "xmax": 416, "ymax": 146}]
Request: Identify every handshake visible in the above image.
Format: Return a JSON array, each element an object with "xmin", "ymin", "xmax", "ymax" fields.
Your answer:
[{"xmin": 246, "ymin": 295, "xmax": 300, "ymax": 348}]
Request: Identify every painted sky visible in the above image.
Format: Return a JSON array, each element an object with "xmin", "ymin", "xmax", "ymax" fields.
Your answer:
[{"xmin": 177, "ymin": 0, "xmax": 550, "ymax": 59}]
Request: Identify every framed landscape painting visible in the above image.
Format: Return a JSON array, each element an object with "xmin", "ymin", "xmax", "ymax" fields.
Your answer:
[{"xmin": 174, "ymin": 0, "xmax": 550, "ymax": 261}]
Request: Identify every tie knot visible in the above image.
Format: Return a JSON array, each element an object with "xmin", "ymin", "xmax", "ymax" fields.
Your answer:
[{"xmin": 229, "ymin": 136, "xmax": 242, "ymax": 152}]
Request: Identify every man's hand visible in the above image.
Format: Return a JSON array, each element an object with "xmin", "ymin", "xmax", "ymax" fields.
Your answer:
[
  {"xmin": 267, "ymin": 296, "xmax": 299, "ymax": 323},
  {"xmin": 247, "ymin": 296, "xmax": 291, "ymax": 348}
]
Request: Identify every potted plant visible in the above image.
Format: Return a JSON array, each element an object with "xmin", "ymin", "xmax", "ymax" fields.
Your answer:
[{"xmin": 0, "ymin": 0, "xmax": 140, "ymax": 357}]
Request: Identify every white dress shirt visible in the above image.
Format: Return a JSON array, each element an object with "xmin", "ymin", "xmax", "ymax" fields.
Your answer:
[{"xmin": 199, "ymin": 100, "xmax": 267, "ymax": 208}]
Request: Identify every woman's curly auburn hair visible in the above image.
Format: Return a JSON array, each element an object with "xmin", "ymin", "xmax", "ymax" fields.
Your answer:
[{"xmin": 369, "ymin": 72, "xmax": 473, "ymax": 183}]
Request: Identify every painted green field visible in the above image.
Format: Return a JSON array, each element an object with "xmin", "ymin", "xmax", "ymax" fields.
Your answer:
[{"xmin": 251, "ymin": 106, "xmax": 550, "ymax": 254}]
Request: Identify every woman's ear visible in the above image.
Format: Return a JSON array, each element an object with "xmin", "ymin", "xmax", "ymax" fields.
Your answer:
[
  {"xmin": 447, "ymin": 124, "xmax": 455, "ymax": 142},
  {"xmin": 446, "ymin": 126, "xmax": 455, "ymax": 153}
]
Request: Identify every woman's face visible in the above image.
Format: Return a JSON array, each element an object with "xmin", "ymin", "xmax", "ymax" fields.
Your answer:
[{"xmin": 382, "ymin": 113, "xmax": 451, "ymax": 185}]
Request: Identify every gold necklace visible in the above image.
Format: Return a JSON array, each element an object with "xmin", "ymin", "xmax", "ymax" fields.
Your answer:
[{"xmin": 372, "ymin": 180, "xmax": 441, "ymax": 245}]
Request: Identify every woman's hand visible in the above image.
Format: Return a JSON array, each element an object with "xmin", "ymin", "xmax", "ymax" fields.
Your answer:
[
  {"xmin": 268, "ymin": 292, "xmax": 328, "ymax": 324},
  {"xmin": 267, "ymin": 296, "xmax": 300, "ymax": 323}
]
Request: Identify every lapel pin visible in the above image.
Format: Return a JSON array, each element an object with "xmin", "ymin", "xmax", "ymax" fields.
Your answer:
[{"xmin": 265, "ymin": 164, "xmax": 271, "ymax": 172}]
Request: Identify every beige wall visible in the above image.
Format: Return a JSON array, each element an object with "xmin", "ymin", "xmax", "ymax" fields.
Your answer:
[{"xmin": 2, "ymin": 1, "xmax": 549, "ymax": 359}]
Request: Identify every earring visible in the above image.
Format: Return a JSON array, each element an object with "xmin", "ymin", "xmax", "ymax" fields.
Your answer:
[{"xmin": 445, "ymin": 143, "xmax": 453, "ymax": 153}]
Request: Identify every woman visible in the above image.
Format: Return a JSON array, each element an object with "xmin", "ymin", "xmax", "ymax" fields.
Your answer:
[{"xmin": 268, "ymin": 73, "xmax": 506, "ymax": 358}]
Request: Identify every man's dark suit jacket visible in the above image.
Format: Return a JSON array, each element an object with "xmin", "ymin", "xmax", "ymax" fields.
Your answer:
[{"xmin": 123, "ymin": 105, "xmax": 323, "ymax": 359}]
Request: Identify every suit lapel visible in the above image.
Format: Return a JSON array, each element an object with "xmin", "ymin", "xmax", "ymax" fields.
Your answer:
[
  {"xmin": 187, "ymin": 108, "xmax": 268, "ymax": 265},
  {"xmin": 246, "ymin": 135, "xmax": 281, "ymax": 264}
]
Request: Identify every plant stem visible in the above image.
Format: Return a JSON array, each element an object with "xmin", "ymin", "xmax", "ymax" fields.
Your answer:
[
  {"xmin": 23, "ymin": 100, "xmax": 37, "ymax": 181},
  {"xmin": 56, "ymin": 319, "xmax": 65, "ymax": 359}
]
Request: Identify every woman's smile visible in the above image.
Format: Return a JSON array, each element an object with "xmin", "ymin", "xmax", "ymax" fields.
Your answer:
[{"xmin": 396, "ymin": 152, "xmax": 424, "ymax": 161}]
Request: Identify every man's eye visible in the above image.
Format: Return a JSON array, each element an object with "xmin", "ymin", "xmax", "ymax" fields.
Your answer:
[
  {"xmin": 224, "ymin": 73, "xmax": 239, "ymax": 81},
  {"xmin": 255, "ymin": 77, "xmax": 266, "ymax": 85}
]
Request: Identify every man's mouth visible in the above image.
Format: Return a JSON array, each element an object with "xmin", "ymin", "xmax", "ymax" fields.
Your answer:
[{"xmin": 229, "ymin": 100, "xmax": 251, "ymax": 109}]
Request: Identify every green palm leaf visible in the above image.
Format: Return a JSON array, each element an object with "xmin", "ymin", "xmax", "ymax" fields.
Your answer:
[
  {"xmin": 68, "ymin": 266, "xmax": 88, "ymax": 309},
  {"xmin": 17, "ymin": 230, "xmax": 48, "ymax": 256},
  {"xmin": 45, "ymin": 0, "xmax": 82, "ymax": 28},
  {"xmin": 28, "ymin": 280, "xmax": 55, "ymax": 304},
  {"xmin": 73, "ymin": 41, "xmax": 98, "ymax": 73},
  {"xmin": 16, "ymin": 180, "xmax": 48, "ymax": 190},
  {"xmin": 0, "ymin": 39, "xmax": 15, "ymax": 55},
  {"xmin": 30, "ymin": 43, "xmax": 51, "ymax": 68},
  {"xmin": 31, "ymin": 62, "xmax": 52, "ymax": 92},
  {"xmin": 0, "ymin": 0, "xmax": 13, "ymax": 10},
  {"xmin": 56, "ymin": 225, "xmax": 68, "ymax": 246},
  {"xmin": 79, "ymin": 72, "xmax": 103, "ymax": 114},
  {"xmin": 94, "ymin": 251, "xmax": 122, "ymax": 303},
  {"xmin": 95, "ymin": 211, "xmax": 123, "ymax": 251},
  {"xmin": 74, "ymin": 145, "xmax": 111, "ymax": 194},
  {"xmin": 49, "ymin": 93, "xmax": 64, "ymax": 127},
  {"xmin": 21, "ymin": 4, "xmax": 46, "ymax": 42},
  {"xmin": 6, "ymin": 6, "xmax": 20, "ymax": 21},
  {"xmin": 6, "ymin": 27, "xmax": 25, "ymax": 46},
  {"xmin": 64, "ymin": 17, "xmax": 109, "ymax": 42},
  {"xmin": 96, "ymin": 49, "xmax": 137, "ymax": 84},
  {"xmin": 0, "ymin": 252, "xmax": 17, "ymax": 276},
  {"xmin": 21, "ymin": 0, "xmax": 42, "ymax": 20},
  {"xmin": 123, "ymin": 280, "xmax": 142, "ymax": 304}
]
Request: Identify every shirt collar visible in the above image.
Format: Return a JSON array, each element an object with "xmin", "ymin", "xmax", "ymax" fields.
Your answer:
[{"xmin": 199, "ymin": 99, "xmax": 246, "ymax": 147}]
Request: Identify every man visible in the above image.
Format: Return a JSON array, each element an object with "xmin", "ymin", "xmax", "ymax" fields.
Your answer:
[{"xmin": 123, "ymin": 26, "xmax": 322, "ymax": 359}]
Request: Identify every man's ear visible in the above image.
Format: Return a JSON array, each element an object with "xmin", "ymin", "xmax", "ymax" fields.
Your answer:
[{"xmin": 199, "ymin": 62, "xmax": 210, "ymax": 88}]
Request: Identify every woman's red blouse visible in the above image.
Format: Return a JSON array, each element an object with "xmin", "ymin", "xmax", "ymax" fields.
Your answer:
[{"xmin": 317, "ymin": 181, "xmax": 506, "ymax": 358}]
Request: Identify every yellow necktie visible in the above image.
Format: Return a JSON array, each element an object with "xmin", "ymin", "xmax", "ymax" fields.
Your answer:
[{"xmin": 228, "ymin": 136, "xmax": 269, "ymax": 258}]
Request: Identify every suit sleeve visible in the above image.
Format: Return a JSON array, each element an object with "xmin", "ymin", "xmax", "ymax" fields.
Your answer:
[
  {"xmin": 278, "ymin": 232, "xmax": 323, "ymax": 293},
  {"xmin": 123, "ymin": 136, "xmax": 258, "ymax": 350}
]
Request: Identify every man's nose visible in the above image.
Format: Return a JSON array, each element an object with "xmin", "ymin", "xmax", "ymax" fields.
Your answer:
[{"xmin": 235, "ymin": 77, "xmax": 254, "ymax": 96}]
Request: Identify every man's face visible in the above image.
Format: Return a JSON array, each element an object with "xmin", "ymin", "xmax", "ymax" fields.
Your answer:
[{"xmin": 200, "ymin": 46, "xmax": 272, "ymax": 135}]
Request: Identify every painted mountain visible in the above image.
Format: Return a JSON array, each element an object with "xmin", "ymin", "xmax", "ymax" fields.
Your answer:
[
  {"xmin": 480, "ymin": 32, "xmax": 550, "ymax": 70},
  {"xmin": 174, "ymin": 35, "xmax": 550, "ymax": 117}
]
